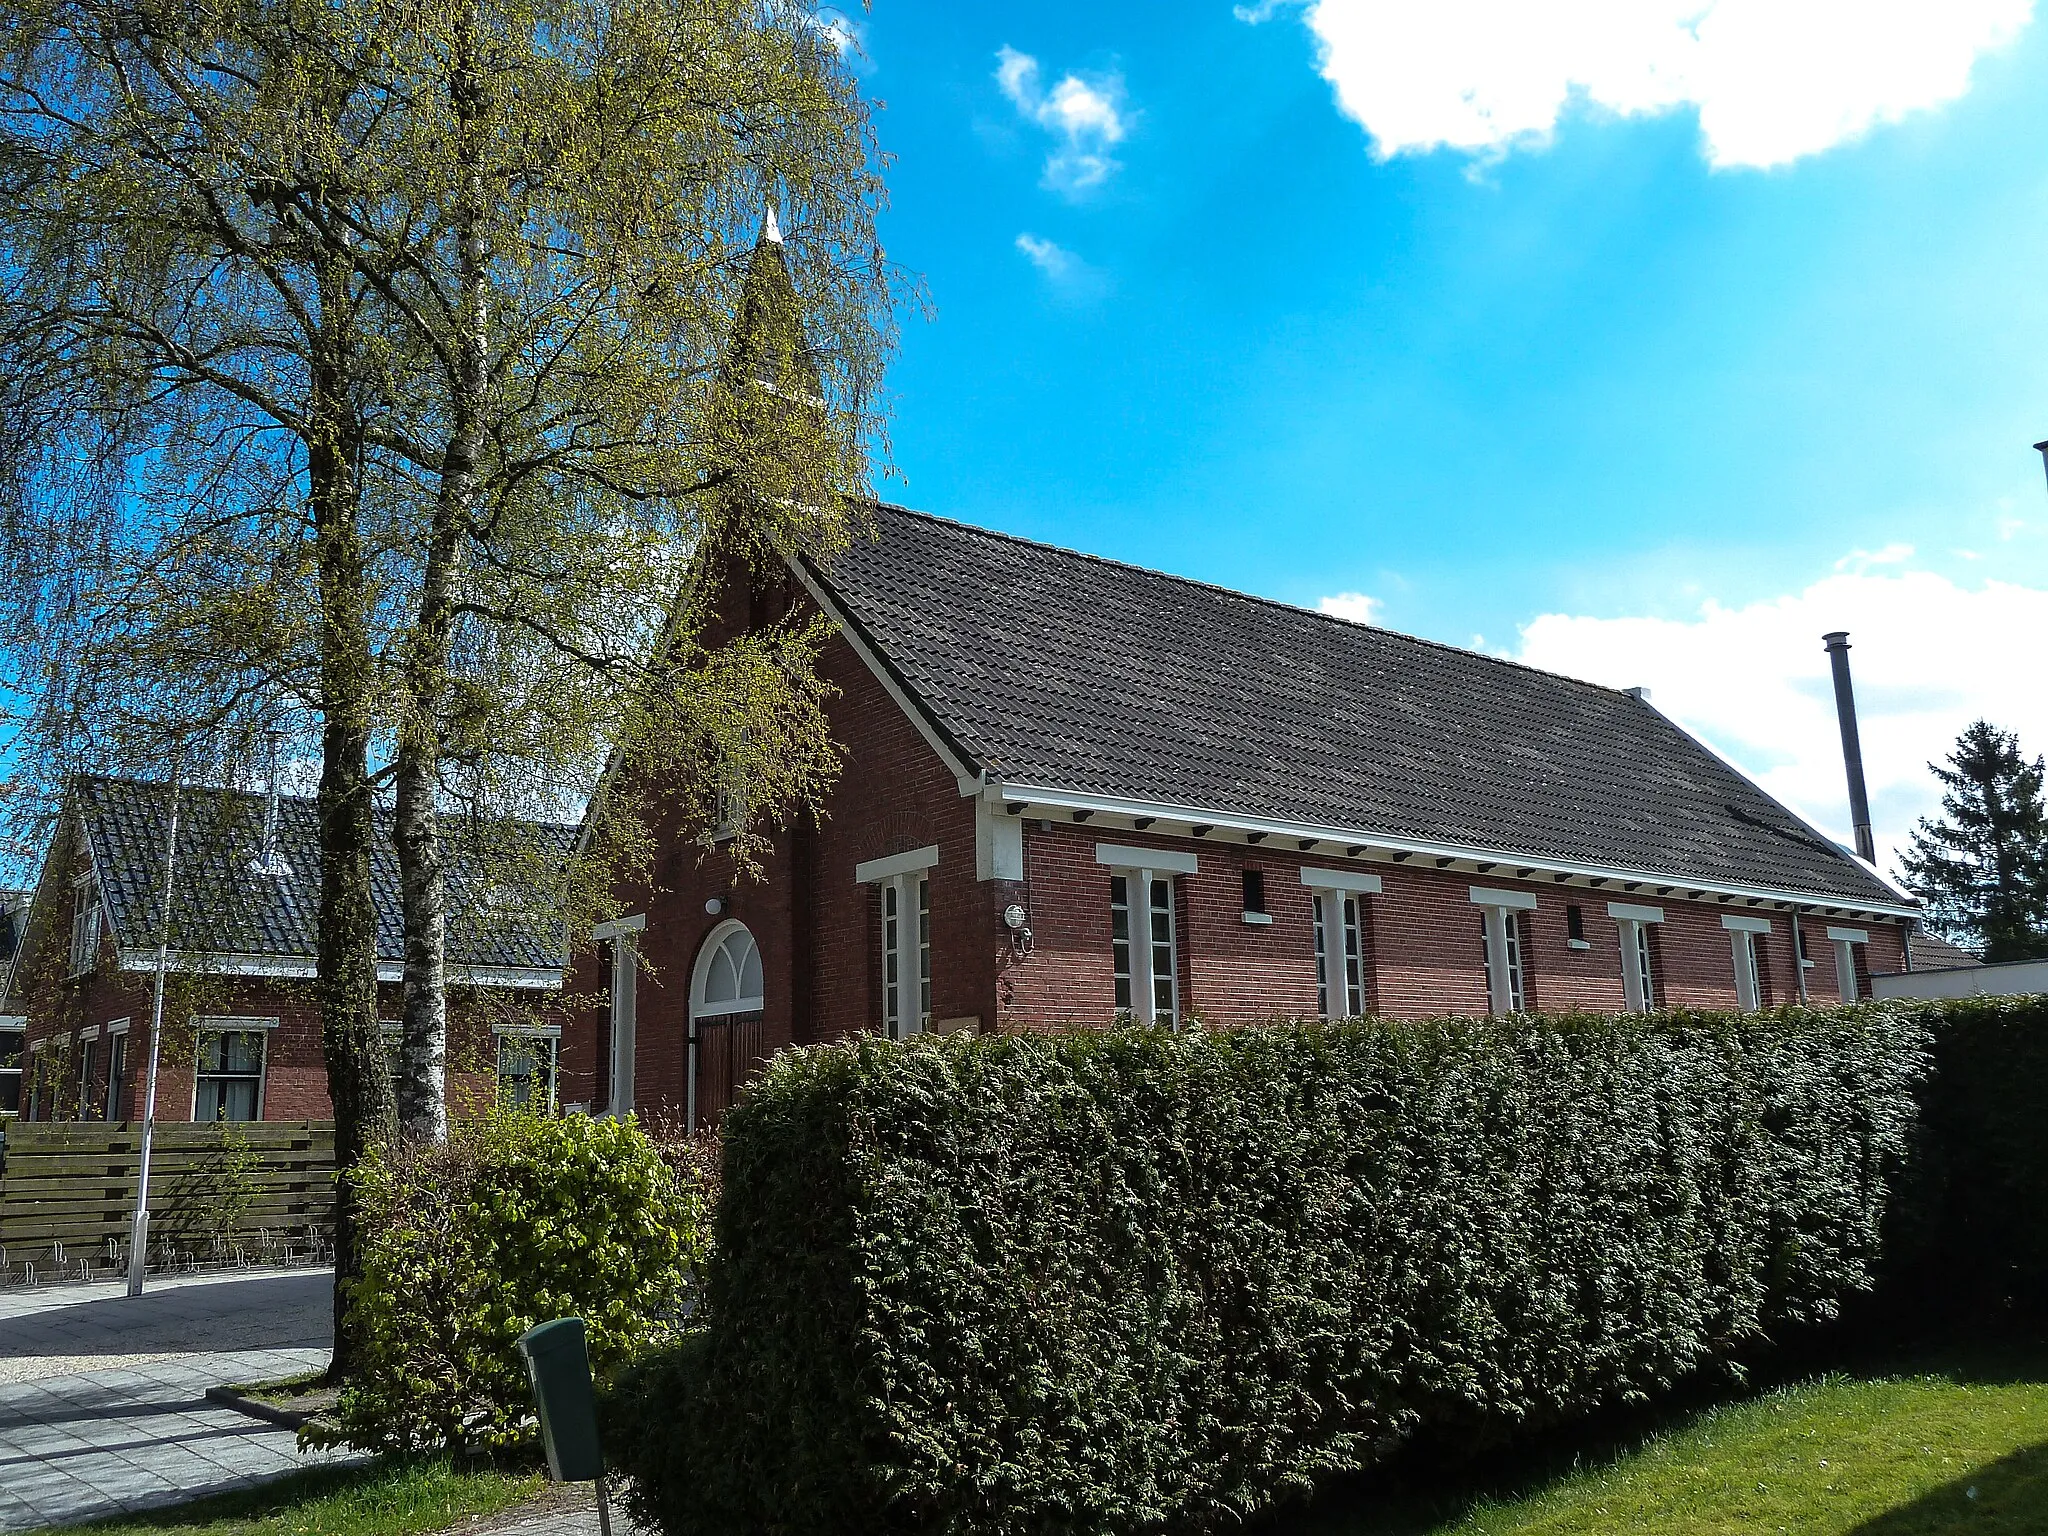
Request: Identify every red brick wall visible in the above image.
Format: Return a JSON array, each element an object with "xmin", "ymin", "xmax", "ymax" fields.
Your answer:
[
  {"xmin": 554, "ymin": 560, "xmax": 1919, "ymax": 1122},
  {"xmin": 561, "ymin": 562, "xmax": 996, "ymax": 1120}
]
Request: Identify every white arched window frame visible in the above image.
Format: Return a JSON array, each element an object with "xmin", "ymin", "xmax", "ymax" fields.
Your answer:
[
  {"xmin": 691, "ymin": 920, "xmax": 765, "ymax": 1020},
  {"xmin": 688, "ymin": 919, "xmax": 764, "ymax": 1135}
]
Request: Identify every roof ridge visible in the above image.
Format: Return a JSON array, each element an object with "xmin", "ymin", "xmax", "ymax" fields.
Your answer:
[{"xmin": 864, "ymin": 501, "xmax": 1644, "ymax": 702}]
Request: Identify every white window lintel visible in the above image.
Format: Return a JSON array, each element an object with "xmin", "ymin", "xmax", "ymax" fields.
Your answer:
[
  {"xmin": 1608, "ymin": 902, "xmax": 1666, "ymax": 924},
  {"xmin": 1303, "ymin": 868, "xmax": 1383, "ymax": 894},
  {"xmin": 193, "ymin": 1015, "xmax": 282, "ymax": 1031},
  {"xmin": 106, "ymin": 1017, "xmax": 131, "ymax": 1036},
  {"xmin": 1469, "ymin": 886, "xmax": 1537, "ymax": 911},
  {"xmin": 491, "ymin": 1022, "xmax": 564, "ymax": 1039},
  {"xmin": 855, "ymin": 845, "xmax": 941, "ymax": 885},
  {"xmin": 1826, "ymin": 925, "xmax": 1869, "ymax": 944},
  {"xmin": 1096, "ymin": 844, "xmax": 1198, "ymax": 876},
  {"xmin": 1721, "ymin": 914, "xmax": 1772, "ymax": 934},
  {"xmin": 591, "ymin": 913, "xmax": 647, "ymax": 940}
]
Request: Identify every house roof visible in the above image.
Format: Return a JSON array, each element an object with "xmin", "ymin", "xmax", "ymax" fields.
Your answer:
[
  {"xmin": 1904, "ymin": 929, "xmax": 1981, "ymax": 972},
  {"xmin": 808, "ymin": 504, "xmax": 1907, "ymax": 912},
  {"xmin": 74, "ymin": 776, "xmax": 573, "ymax": 980}
]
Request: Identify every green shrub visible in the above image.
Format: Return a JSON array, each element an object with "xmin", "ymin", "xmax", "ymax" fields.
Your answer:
[
  {"xmin": 332, "ymin": 1110, "xmax": 709, "ymax": 1455},
  {"xmin": 1883, "ymin": 993, "xmax": 2048, "ymax": 1315},
  {"xmin": 606, "ymin": 1007, "xmax": 1928, "ymax": 1536}
]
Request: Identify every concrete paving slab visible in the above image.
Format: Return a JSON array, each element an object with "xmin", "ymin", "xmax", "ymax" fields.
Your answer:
[{"xmin": 0, "ymin": 1267, "xmax": 357, "ymax": 1531}]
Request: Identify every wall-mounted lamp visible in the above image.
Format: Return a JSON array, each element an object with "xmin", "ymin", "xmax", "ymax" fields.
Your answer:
[
  {"xmin": 705, "ymin": 895, "xmax": 726, "ymax": 917},
  {"xmin": 1003, "ymin": 903, "xmax": 1033, "ymax": 958}
]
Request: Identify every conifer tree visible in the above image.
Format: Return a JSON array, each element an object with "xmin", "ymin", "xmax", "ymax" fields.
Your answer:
[{"xmin": 1900, "ymin": 721, "xmax": 2048, "ymax": 961}]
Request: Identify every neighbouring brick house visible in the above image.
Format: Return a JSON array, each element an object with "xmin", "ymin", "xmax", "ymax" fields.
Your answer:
[
  {"xmin": 2, "ymin": 777, "xmax": 573, "ymax": 1123},
  {"xmin": 566, "ymin": 505, "xmax": 1920, "ymax": 1130}
]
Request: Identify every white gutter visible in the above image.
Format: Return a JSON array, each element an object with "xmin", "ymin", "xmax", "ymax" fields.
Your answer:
[
  {"xmin": 994, "ymin": 781, "xmax": 1920, "ymax": 922},
  {"xmin": 115, "ymin": 949, "xmax": 564, "ymax": 989}
]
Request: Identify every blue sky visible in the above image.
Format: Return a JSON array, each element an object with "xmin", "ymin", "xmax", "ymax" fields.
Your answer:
[{"xmin": 844, "ymin": 0, "xmax": 2048, "ymax": 867}]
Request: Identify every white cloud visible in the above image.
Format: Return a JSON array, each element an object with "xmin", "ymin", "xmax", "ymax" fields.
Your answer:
[
  {"xmin": 1317, "ymin": 591, "xmax": 1383, "ymax": 624},
  {"xmin": 995, "ymin": 46, "xmax": 1129, "ymax": 194},
  {"xmin": 809, "ymin": 11, "xmax": 860, "ymax": 56},
  {"xmin": 1513, "ymin": 566, "xmax": 2048, "ymax": 873},
  {"xmin": 1276, "ymin": 0, "xmax": 2032, "ymax": 169},
  {"xmin": 1015, "ymin": 233, "xmax": 1077, "ymax": 277},
  {"xmin": 1014, "ymin": 233, "xmax": 1108, "ymax": 299},
  {"xmin": 1835, "ymin": 542, "xmax": 1916, "ymax": 572}
]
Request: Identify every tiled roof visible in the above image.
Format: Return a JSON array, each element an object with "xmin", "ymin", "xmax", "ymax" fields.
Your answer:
[
  {"xmin": 811, "ymin": 504, "xmax": 1905, "ymax": 909},
  {"xmin": 1905, "ymin": 929, "xmax": 1981, "ymax": 971},
  {"xmin": 77, "ymin": 777, "xmax": 573, "ymax": 974}
]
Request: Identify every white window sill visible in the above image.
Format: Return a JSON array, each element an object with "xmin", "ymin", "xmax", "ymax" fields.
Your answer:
[
  {"xmin": 1567, "ymin": 939, "xmax": 1592, "ymax": 951},
  {"xmin": 1241, "ymin": 911, "xmax": 1272, "ymax": 926}
]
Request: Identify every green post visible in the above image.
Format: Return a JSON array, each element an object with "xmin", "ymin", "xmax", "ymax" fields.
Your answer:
[{"xmin": 518, "ymin": 1317, "xmax": 612, "ymax": 1536}]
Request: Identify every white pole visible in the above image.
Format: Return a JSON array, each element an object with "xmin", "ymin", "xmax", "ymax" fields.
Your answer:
[{"xmin": 127, "ymin": 760, "xmax": 183, "ymax": 1297}]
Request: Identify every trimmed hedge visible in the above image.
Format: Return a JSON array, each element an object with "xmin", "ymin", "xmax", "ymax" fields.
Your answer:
[{"xmin": 607, "ymin": 1007, "xmax": 1928, "ymax": 1536}]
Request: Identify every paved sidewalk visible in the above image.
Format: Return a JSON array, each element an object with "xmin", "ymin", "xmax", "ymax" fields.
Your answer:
[{"xmin": 0, "ymin": 1268, "xmax": 359, "ymax": 1531}]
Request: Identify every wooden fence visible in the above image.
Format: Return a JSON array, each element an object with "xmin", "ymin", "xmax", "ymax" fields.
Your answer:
[{"xmin": 0, "ymin": 1120, "xmax": 335, "ymax": 1274}]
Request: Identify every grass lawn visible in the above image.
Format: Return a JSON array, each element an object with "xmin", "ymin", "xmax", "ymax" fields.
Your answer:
[
  {"xmin": 26, "ymin": 1459, "xmax": 544, "ymax": 1536},
  {"xmin": 1290, "ymin": 1347, "xmax": 2048, "ymax": 1535}
]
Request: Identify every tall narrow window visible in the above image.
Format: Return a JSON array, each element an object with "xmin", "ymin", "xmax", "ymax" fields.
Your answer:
[
  {"xmin": 1147, "ymin": 878, "xmax": 1177, "ymax": 1024},
  {"xmin": 1314, "ymin": 893, "xmax": 1365, "ymax": 1017},
  {"xmin": 104, "ymin": 1027, "xmax": 128, "ymax": 1122},
  {"xmin": 1470, "ymin": 889, "xmax": 1538, "ymax": 1015},
  {"xmin": 193, "ymin": 1025, "xmax": 268, "ymax": 1122},
  {"xmin": 1633, "ymin": 923, "xmax": 1657, "ymax": 1010},
  {"xmin": 1110, "ymin": 874, "xmax": 1178, "ymax": 1024},
  {"xmin": 1723, "ymin": 915, "xmax": 1772, "ymax": 1012},
  {"xmin": 1111, "ymin": 875, "xmax": 1133, "ymax": 1013},
  {"xmin": 1480, "ymin": 911, "xmax": 1527, "ymax": 1013},
  {"xmin": 881, "ymin": 875, "xmax": 931, "ymax": 1039},
  {"xmin": 69, "ymin": 876, "xmax": 101, "ymax": 977},
  {"xmin": 1611, "ymin": 903, "xmax": 1666, "ymax": 1013},
  {"xmin": 77, "ymin": 1035, "xmax": 96, "ymax": 1118}
]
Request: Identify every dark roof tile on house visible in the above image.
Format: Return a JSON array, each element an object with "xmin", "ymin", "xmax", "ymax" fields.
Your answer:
[
  {"xmin": 78, "ymin": 777, "xmax": 573, "ymax": 975},
  {"xmin": 812, "ymin": 505, "xmax": 1905, "ymax": 909},
  {"xmin": 1904, "ymin": 929, "xmax": 1981, "ymax": 972}
]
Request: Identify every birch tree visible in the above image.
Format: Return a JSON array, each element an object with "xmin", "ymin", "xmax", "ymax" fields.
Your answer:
[{"xmin": 0, "ymin": 0, "xmax": 409, "ymax": 1375}]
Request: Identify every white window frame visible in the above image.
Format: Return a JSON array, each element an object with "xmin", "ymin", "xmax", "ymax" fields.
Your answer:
[
  {"xmin": 1722, "ymin": 914, "xmax": 1773, "ymax": 1012},
  {"xmin": 1470, "ymin": 887, "xmax": 1536, "ymax": 1015},
  {"xmin": 1306, "ymin": 869, "xmax": 1380, "ymax": 1018},
  {"xmin": 76, "ymin": 1025, "xmax": 98, "ymax": 1115},
  {"xmin": 493, "ymin": 1024, "xmax": 562, "ymax": 1113},
  {"xmin": 1099, "ymin": 848, "xmax": 1194, "ymax": 1026},
  {"xmin": 191, "ymin": 1017, "xmax": 278, "ymax": 1123},
  {"xmin": 104, "ymin": 1019, "xmax": 130, "ymax": 1122},
  {"xmin": 880, "ymin": 873, "xmax": 932, "ymax": 1041},
  {"xmin": 69, "ymin": 873, "xmax": 102, "ymax": 978},
  {"xmin": 856, "ymin": 848, "xmax": 940, "ymax": 1042},
  {"xmin": 1827, "ymin": 925, "xmax": 1869, "ymax": 1002},
  {"xmin": 594, "ymin": 914, "xmax": 647, "ymax": 1116},
  {"xmin": 1609, "ymin": 902, "xmax": 1666, "ymax": 1013}
]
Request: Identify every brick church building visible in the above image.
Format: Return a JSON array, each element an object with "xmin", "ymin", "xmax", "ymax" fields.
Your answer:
[{"xmin": 563, "ymin": 505, "xmax": 1918, "ymax": 1130}]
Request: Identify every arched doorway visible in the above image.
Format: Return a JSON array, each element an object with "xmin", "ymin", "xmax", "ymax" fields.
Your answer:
[{"xmin": 688, "ymin": 920, "xmax": 765, "ymax": 1133}]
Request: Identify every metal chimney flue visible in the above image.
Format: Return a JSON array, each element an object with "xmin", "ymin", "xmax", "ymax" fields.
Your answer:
[
  {"xmin": 257, "ymin": 731, "xmax": 284, "ymax": 874},
  {"xmin": 1821, "ymin": 632, "xmax": 1877, "ymax": 864}
]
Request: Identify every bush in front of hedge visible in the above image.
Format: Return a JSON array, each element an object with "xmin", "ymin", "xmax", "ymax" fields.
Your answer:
[
  {"xmin": 331, "ymin": 1109, "xmax": 710, "ymax": 1455},
  {"xmin": 606, "ymin": 1007, "xmax": 1928, "ymax": 1536}
]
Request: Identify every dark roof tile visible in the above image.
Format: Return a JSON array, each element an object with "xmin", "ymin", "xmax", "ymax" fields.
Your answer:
[{"xmin": 814, "ymin": 505, "xmax": 1903, "ymax": 909}]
